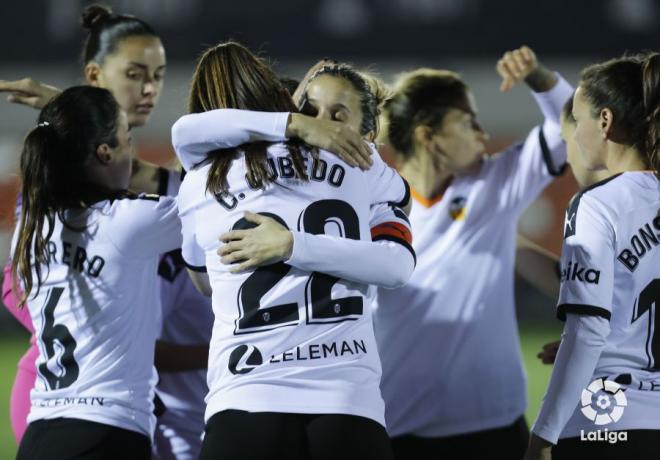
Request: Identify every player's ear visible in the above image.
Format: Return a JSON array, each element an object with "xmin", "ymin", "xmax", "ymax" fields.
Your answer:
[
  {"xmin": 599, "ymin": 108, "xmax": 614, "ymax": 139},
  {"xmin": 85, "ymin": 62, "xmax": 103, "ymax": 87},
  {"xmin": 413, "ymin": 125, "xmax": 434, "ymax": 151},
  {"xmin": 95, "ymin": 143, "xmax": 112, "ymax": 164}
]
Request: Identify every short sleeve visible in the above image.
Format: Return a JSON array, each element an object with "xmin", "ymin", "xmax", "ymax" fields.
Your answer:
[
  {"xmin": 557, "ymin": 194, "xmax": 615, "ymax": 321},
  {"xmin": 108, "ymin": 195, "xmax": 182, "ymax": 259},
  {"xmin": 365, "ymin": 146, "xmax": 410, "ymax": 208}
]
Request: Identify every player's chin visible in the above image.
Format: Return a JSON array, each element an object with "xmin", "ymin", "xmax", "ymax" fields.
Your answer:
[{"xmin": 128, "ymin": 112, "xmax": 150, "ymax": 128}]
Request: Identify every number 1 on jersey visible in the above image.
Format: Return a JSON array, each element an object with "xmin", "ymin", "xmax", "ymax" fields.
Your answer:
[{"xmin": 631, "ymin": 279, "xmax": 660, "ymax": 371}]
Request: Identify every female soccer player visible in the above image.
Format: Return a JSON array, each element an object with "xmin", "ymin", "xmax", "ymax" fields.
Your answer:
[
  {"xmin": 177, "ymin": 41, "xmax": 413, "ymax": 460},
  {"xmin": 520, "ymin": 97, "xmax": 611, "ymax": 365},
  {"xmin": 369, "ymin": 47, "xmax": 572, "ymax": 460},
  {"xmin": 12, "ymin": 86, "xmax": 181, "ymax": 460},
  {"xmin": 525, "ymin": 52, "xmax": 660, "ymax": 460},
  {"xmin": 0, "ymin": 6, "xmax": 213, "ymax": 457}
]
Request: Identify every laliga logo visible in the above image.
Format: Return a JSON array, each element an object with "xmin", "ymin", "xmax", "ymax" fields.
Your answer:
[{"xmin": 580, "ymin": 378, "xmax": 627, "ymax": 425}]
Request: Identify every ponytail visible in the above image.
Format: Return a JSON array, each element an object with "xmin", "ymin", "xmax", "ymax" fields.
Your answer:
[
  {"xmin": 10, "ymin": 86, "xmax": 121, "ymax": 306},
  {"xmin": 12, "ymin": 125, "xmax": 63, "ymax": 306}
]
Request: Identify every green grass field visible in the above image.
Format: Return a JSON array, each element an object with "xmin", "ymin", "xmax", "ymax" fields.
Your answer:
[{"xmin": 0, "ymin": 325, "xmax": 560, "ymax": 458}]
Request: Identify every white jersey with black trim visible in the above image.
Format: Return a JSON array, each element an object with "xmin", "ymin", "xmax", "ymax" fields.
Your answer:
[
  {"xmin": 177, "ymin": 144, "xmax": 409, "ymax": 427},
  {"xmin": 551, "ymin": 171, "xmax": 660, "ymax": 439},
  {"xmin": 154, "ymin": 169, "xmax": 212, "ymax": 458},
  {"xmin": 10, "ymin": 194, "xmax": 182, "ymax": 437},
  {"xmin": 373, "ymin": 76, "xmax": 574, "ymax": 437}
]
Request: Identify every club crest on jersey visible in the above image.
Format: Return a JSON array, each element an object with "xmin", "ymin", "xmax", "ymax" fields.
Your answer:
[
  {"xmin": 228, "ymin": 344, "xmax": 263, "ymax": 375},
  {"xmin": 449, "ymin": 197, "xmax": 467, "ymax": 221},
  {"xmin": 561, "ymin": 261, "xmax": 600, "ymax": 284}
]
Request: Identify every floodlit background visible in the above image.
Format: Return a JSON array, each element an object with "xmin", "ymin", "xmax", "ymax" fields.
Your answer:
[{"xmin": 1, "ymin": 0, "xmax": 658, "ymax": 456}]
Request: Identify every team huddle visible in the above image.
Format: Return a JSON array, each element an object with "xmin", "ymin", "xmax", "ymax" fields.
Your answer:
[{"xmin": 1, "ymin": 4, "xmax": 659, "ymax": 460}]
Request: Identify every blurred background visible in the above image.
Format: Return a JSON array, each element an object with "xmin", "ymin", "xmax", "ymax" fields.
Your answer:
[{"xmin": 0, "ymin": 0, "xmax": 658, "ymax": 456}]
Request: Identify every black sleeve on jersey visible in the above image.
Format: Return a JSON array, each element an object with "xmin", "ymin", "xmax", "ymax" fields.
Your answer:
[
  {"xmin": 389, "ymin": 177, "xmax": 411, "ymax": 209},
  {"xmin": 184, "ymin": 261, "xmax": 207, "ymax": 273},
  {"xmin": 157, "ymin": 167, "xmax": 170, "ymax": 196},
  {"xmin": 180, "ymin": 168, "xmax": 187, "ymax": 181},
  {"xmin": 557, "ymin": 303, "xmax": 611, "ymax": 322},
  {"xmin": 539, "ymin": 127, "xmax": 567, "ymax": 177}
]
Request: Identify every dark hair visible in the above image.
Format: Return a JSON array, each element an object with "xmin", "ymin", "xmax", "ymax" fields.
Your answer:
[
  {"xmin": 384, "ymin": 69, "xmax": 469, "ymax": 156},
  {"xmin": 562, "ymin": 92, "xmax": 576, "ymax": 125},
  {"xmin": 11, "ymin": 86, "xmax": 121, "ymax": 306},
  {"xmin": 304, "ymin": 64, "xmax": 385, "ymax": 136},
  {"xmin": 580, "ymin": 52, "xmax": 660, "ymax": 177},
  {"xmin": 279, "ymin": 77, "xmax": 300, "ymax": 96},
  {"xmin": 81, "ymin": 4, "xmax": 157, "ymax": 65},
  {"xmin": 188, "ymin": 41, "xmax": 308, "ymax": 193}
]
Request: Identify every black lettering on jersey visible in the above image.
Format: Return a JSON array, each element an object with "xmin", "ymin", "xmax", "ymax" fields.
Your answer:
[
  {"xmin": 268, "ymin": 339, "xmax": 367, "ymax": 363},
  {"xmin": 278, "ymin": 157, "xmax": 295, "ymax": 179},
  {"xmin": 73, "ymin": 247, "xmax": 87, "ymax": 273},
  {"xmin": 328, "ymin": 164, "xmax": 345, "ymax": 187},
  {"xmin": 48, "ymin": 241, "xmax": 57, "ymax": 264},
  {"xmin": 58, "ymin": 241, "xmax": 105, "ymax": 277},
  {"xmin": 62, "ymin": 241, "xmax": 72, "ymax": 265},
  {"xmin": 311, "ymin": 158, "xmax": 327, "ymax": 182},
  {"xmin": 617, "ymin": 216, "xmax": 660, "ymax": 272},
  {"xmin": 158, "ymin": 249, "xmax": 185, "ymax": 283},
  {"xmin": 214, "ymin": 191, "xmax": 238, "ymax": 210},
  {"xmin": 560, "ymin": 261, "xmax": 600, "ymax": 284},
  {"xmin": 266, "ymin": 158, "xmax": 279, "ymax": 181},
  {"xmin": 617, "ymin": 249, "xmax": 639, "ymax": 272},
  {"xmin": 87, "ymin": 257, "xmax": 105, "ymax": 277}
]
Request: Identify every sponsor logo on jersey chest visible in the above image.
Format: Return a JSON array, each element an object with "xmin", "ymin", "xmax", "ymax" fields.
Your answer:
[{"xmin": 228, "ymin": 338, "xmax": 368, "ymax": 375}]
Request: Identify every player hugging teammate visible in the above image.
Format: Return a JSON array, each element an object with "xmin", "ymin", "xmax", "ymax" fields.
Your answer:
[{"xmin": 1, "ymin": 4, "xmax": 658, "ymax": 460}]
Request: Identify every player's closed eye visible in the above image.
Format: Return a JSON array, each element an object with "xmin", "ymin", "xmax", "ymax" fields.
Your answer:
[{"xmin": 126, "ymin": 69, "xmax": 143, "ymax": 80}]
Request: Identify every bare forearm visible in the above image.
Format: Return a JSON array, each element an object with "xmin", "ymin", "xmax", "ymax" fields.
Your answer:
[{"xmin": 525, "ymin": 64, "xmax": 558, "ymax": 93}]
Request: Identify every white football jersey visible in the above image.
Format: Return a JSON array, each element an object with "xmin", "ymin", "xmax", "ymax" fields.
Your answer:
[
  {"xmin": 556, "ymin": 171, "xmax": 660, "ymax": 438},
  {"xmin": 178, "ymin": 144, "xmax": 409, "ymax": 427},
  {"xmin": 373, "ymin": 76, "xmax": 574, "ymax": 437},
  {"xmin": 154, "ymin": 170, "xmax": 212, "ymax": 458},
  {"xmin": 11, "ymin": 195, "xmax": 182, "ymax": 437}
]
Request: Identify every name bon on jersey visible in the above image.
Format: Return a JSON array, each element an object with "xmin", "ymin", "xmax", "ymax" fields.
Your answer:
[{"xmin": 617, "ymin": 215, "xmax": 660, "ymax": 272}]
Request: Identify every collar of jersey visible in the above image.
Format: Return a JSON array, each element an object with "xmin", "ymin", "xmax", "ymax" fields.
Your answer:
[{"xmin": 411, "ymin": 188, "xmax": 445, "ymax": 208}]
